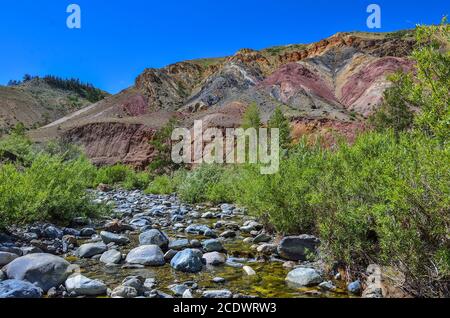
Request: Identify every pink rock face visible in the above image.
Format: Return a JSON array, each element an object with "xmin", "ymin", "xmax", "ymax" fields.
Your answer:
[
  {"xmin": 121, "ymin": 94, "xmax": 148, "ymax": 116},
  {"xmin": 340, "ymin": 57, "xmax": 414, "ymax": 109},
  {"xmin": 260, "ymin": 63, "xmax": 338, "ymax": 104},
  {"xmin": 65, "ymin": 122, "xmax": 156, "ymax": 169}
]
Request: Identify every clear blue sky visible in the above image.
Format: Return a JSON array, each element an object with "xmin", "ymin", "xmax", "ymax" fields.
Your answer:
[{"xmin": 1, "ymin": 0, "xmax": 449, "ymax": 93}]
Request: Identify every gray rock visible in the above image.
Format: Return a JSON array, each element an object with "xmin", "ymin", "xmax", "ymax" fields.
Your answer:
[
  {"xmin": 80, "ymin": 228, "xmax": 96, "ymax": 237},
  {"xmin": 170, "ymin": 249, "xmax": 204, "ymax": 273},
  {"xmin": 139, "ymin": 229, "xmax": 169, "ymax": 250},
  {"xmin": 182, "ymin": 289, "xmax": 193, "ymax": 298},
  {"xmin": 169, "ymin": 239, "xmax": 190, "ymax": 251},
  {"xmin": 4, "ymin": 253, "xmax": 71, "ymax": 292},
  {"xmin": 125, "ymin": 245, "xmax": 165, "ymax": 266},
  {"xmin": 0, "ymin": 279, "xmax": 43, "ymax": 298},
  {"xmin": 203, "ymin": 252, "xmax": 226, "ymax": 266},
  {"xmin": 100, "ymin": 231, "xmax": 129, "ymax": 245},
  {"xmin": 122, "ymin": 276, "xmax": 145, "ymax": 295},
  {"xmin": 348, "ymin": 280, "xmax": 362, "ymax": 295},
  {"xmin": 77, "ymin": 242, "xmax": 107, "ymax": 258},
  {"xmin": 203, "ymin": 289, "xmax": 233, "ymax": 298},
  {"xmin": 43, "ymin": 226, "xmax": 64, "ymax": 239},
  {"xmin": 202, "ymin": 239, "xmax": 224, "ymax": 252},
  {"xmin": 169, "ymin": 284, "xmax": 189, "ymax": 296},
  {"xmin": 110, "ymin": 285, "xmax": 138, "ymax": 298},
  {"xmin": 185, "ymin": 224, "xmax": 212, "ymax": 235},
  {"xmin": 0, "ymin": 252, "xmax": 19, "ymax": 266},
  {"xmin": 0, "ymin": 270, "xmax": 5, "ymax": 281},
  {"xmin": 220, "ymin": 230, "xmax": 236, "ymax": 238},
  {"xmin": 164, "ymin": 249, "xmax": 178, "ymax": 261},
  {"xmin": 143, "ymin": 278, "xmax": 157, "ymax": 291},
  {"xmin": 285, "ymin": 268, "xmax": 323, "ymax": 287},
  {"xmin": 65, "ymin": 275, "xmax": 107, "ymax": 296},
  {"xmin": 253, "ymin": 233, "xmax": 271, "ymax": 243},
  {"xmin": 319, "ymin": 281, "xmax": 337, "ymax": 291},
  {"xmin": 100, "ymin": 249, "xmax": 122, "ymax": 264},
  {"xmin": 212, "ymin": 277, "xmax": 226, "ymax": 284},
  {"xmin": 277, "ymin": 235, "xmax": 320, "ymax": 261},
  {"xmin": 256, "ymin": 244, "xmax": 277, "ymax": 255},
  {"xmin": 243, "ymin": 266, "xmax": 257, "ymax": 276}
]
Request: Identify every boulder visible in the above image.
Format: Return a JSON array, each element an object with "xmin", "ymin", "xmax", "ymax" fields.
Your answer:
[
  {"xmin": 170, "ymin": 249, "xmax": 203, "ymax": 273},
  {"xmin": 125, "ymin": 245, "xmax": 165, "ymax": 266},
  {"xmin": 100, "ymin": 231, "xmax": 129, "ymax": 245},
  {"xmin": 285, "ymin": 268, "xmax": 322, "ymax": 287},
  {"xmin": 202, "ymin": 239, "xmax": 224, "ymax": 252},
  {"xmin": 202, "ymin": 289, "xmax": 233, "ymax": 298},
  {"xmin": 0, "ymin": 252, "xmax": 19, "ymax": 266},
  {"xmin": 348, "ymin": 280, "xmax": 362, "ymax": 295},
  {"xmin": 100, "ymin": 249, "xmax": 122, "ymax": 265},
  {"xmin": 243, "ymin": 266, "xmax": 257, "ymax": 276},
  {"xmin": 110, "ymin": 285, "xmax": 138, "ymax": 298},
  {"xmin": 77, "ymin": 242, "xmax": 107, "ymax": 258},
  {"xmin": 139, "ymin": 229, "xmax": 169, "ymax": 250},
  {"xmin": 79, "ymin": 228, "xmax": 96, "ymax": 237},
  {"xmin": 43, "ymin": 226, "xmax": 64, "ymax": 239},
  {"xmin": 4, "ymin": 253, "xmax": 71, "ymax": 292},
  {"xmin": 0, "ymin": 279, "xmax": 43, "ymax": 298},
  {"xmin": 253, "ymin": 233, "xmax": 271, "ymax": 243},
  {"xmin": 65, "ymin": 275, "xmax": 107, "ymax": 296},
  {"xmin": 185, "ymin": 224, "xmax": 212, "ymax": 235},
  {"xmin": 168, "ymin": 239, "xmax": 190, "ymax": 251},
  {"xmin": 277, "ymin": 235, "xmax": 320, "ymax": 261},
  {"xmin": 203, "ymin": 252, "xmax": 226, "ymax": 266}
]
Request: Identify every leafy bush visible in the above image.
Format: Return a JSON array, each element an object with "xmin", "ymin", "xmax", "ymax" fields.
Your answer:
[
  {"xmin": 315, "ymin": 132, "xmax": 449, "ymax": 297},
  {"xmin": 122, "ymin": 171, "xmax": 151, "ymax": 190},
  {"xmin": 235, "ymin": 141, "xmax": 325, "ymax": 234},
  {"xmin": 145, "ymin": 170, "xmax": 187, "ymax": 195},
  {"xmin": 94, "ymin": 164, "xmax": 135, "ymax": 187},
  {"xmin": 0, "ymin": 131, "xmax": 34, "ymax": 165},
  {"xmin": 178, "ymin": 164, "xmax": 226, "ymax": 203},
  {"xmin": 0, "ymin": 154, "xmax": 101, "ymax": 229}
]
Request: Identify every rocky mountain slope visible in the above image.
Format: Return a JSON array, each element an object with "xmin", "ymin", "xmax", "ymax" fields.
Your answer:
[
  {"xmin": 29, "ymin": 30, "xmax": 416, "ymax": 168},
  {"xmin": 0, "ymin": 78, "xmax": 108, "ymax": 135}
]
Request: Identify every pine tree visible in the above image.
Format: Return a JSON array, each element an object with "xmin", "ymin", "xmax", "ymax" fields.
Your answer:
[
  {"xmin": 269, "ymin": 106, "xmax": 292, "ymax": 149},
  {"xmin": 242, "ymin": 102, "xmax": 261, "ymax": 131}
]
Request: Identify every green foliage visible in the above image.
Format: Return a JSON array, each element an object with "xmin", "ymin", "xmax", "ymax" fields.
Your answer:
[
  {"xmin": 315, "ymin": 132, "xmax": 449, "ymax": 296},
  {"xmin": 178, "ymin": 164, "xmax": 226, "ymax": 203},
  {"xmin": 268, "ymin": 106, "xmax": 292, "ymax": 149},
  {"xmin": 204, "ymin": 166, "xmax": 241, "ymax": 204},
  {"xmin": 0, "ymin": 154, "xmax": 101, "ymax": 229},
  {"xmin": 149, "ymin": 118, "xmax": 181, "ymax": 173},
  {"xmin": 0, "ymin": 132, "xmax": 34, "ymax": 165},
  {"xmin": 43, "ymin": 75, "xmax": 107, "ymax": 103},
  {"xmin": 145, "ymin": 170, "xmax": 187, "ymax": 195},
  {"xmin": 94, "ymin": 164, "xmax": 135, "ymax": 187},
  {"xmin": 235, "ymin": 141, "xmax": 325, "ymax": 234},
  {"xmin": 370, "ymin": 74, "xmax": 414, "ymax": 138},
  {"xmin": 122, "ymin": 171, "xmax": 151, "ymax": 190},
  {"xmin": 379, "ymin": 19, "xmax": 450, "ymax": 142},
  {"xmin": 242, "ymin": 102, "xmax": 261, "ymax": 131}
]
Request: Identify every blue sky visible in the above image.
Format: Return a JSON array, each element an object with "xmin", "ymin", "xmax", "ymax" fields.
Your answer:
[{"xmin": 1, "ymin": 0, "xmax": 449, "ymax": 93}]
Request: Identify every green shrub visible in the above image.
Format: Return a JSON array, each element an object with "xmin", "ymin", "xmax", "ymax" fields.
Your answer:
[
  {"xmin": 122, "ymin": 171, "xmax": 151, "ymax": 190},
  {"xmin": 178, "ymin": 164, "xmax": 225, "ymax": 203},
  {"xmin": 0, "ymin": 132, "xmax": 34, "ymax": 165},
  {"xmin": 234, "ymin": 141, "xmax": 325, "ymax": 234},
  {"xmin": 315, "ymin": 132, "xmax": 449, "ymax": 296},
  {"xmin": 205, "ymin": 166, "xmax": 241, "ymax": 204},
  {"xmin": 0, "ymin": 154, "xmax": 101, "ymax": 229},
  {"xmin": 94, "ymin": 164, "xmax": 134, "ymax": 186},
  {"xmin": 145, "ymin": 169, "xmax": 187, "ymax": 195}
]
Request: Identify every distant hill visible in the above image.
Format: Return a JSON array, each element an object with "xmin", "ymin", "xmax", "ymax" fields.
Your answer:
[
  {"xmin": 30, "ymin": 30, "xmax": 417, "ymax": 168},
  {"xmin": 0, "ymin": 76, "xmax": 109, "ymax": 135}
]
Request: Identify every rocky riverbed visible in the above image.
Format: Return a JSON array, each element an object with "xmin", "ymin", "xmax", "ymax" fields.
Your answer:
[{"xmin": 0, "ymin": 189, "xmax": 365, "ymax": 298}]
